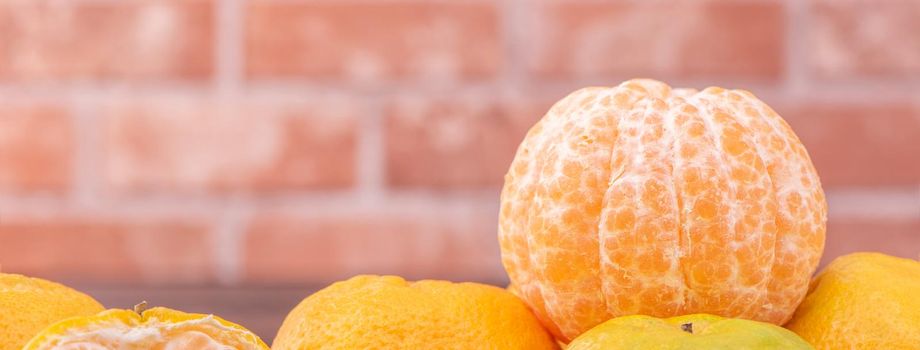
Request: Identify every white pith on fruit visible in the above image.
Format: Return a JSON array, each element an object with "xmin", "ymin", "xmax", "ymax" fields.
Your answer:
[{"xmin": 39, "ymin": 316, "xmax": 256, "ymax": 350}]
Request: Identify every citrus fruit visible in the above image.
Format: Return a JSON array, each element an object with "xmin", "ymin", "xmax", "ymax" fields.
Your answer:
[
  {"xmin": 499, "ymin": 79, "xmax": 827, "ymax": 340},
  {"xmin": 785, "ymin": 252, "xmax": 920, "ymax": 349},
  {"xmin": 273, "ymin": 275, "xmax": 559, "ymax": 349},
  {"xmin": 0, "ymin": 273, "xmax": 104, "ymax": 350},
  {"xmin": 567, "ymin": 314, "xmax": 813, "ymax": 350},
  {"xmin": 23, "ymin": 304, "xmax": 269, "ymax": 350}
]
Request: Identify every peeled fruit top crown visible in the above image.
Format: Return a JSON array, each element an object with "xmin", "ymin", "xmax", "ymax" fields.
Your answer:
[
  {"xmin": 23, "ymin": 305, "xmax": 269, "ymax": 350},
  {"xmin": 499, "ymin": 79, "xmax": 827, "ymax": 340}
]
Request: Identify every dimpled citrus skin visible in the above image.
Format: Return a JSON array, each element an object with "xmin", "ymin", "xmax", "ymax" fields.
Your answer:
[
  {"xmin": 785, "ymin": 252, "xmax": 920, "ymax": 349},
  {"xmin": 499, "ymin": 79, "xmax": 827, "ymax": 341},
  {"xmin": 23, "ymin": 306, "xmax": 269, "ymax": 350},
  {"xmin": 272, "ymin": 275, "xmax": 559, "ymax": 350},
  {"xmin": 0, "ymin": 274, "xmax": 104, "ymax": 350},
  {"xmin": 567, "ymin": 314, "xmax": 813, "ymax": 350}
]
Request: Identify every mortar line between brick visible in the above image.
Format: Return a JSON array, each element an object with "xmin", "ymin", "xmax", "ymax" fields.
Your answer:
[
  {"xmin": 214, "ymin": 199, "xmax": 249, "ymax": 286},
  {"xmin": 356, "ymin": 98, "xmax": 387, "ymax": 204},
  {"xmin": 0, "ymin": 191, "xmax": 502, "ymax": 215},
  {"xmin": 538, "ymin": 0, "xmax": 777, "ymax": 3},
  {"xmin": 211, "ymin": 0, "xmax": 247, "ymax": 286},
  {"xmin": 783, "ymin": 0, "xmax": 809, "ymax": 97},
  {"xmin": 826, "ymin": 188, "xmax": 920, "ymax": 220},
  {"xmin": 70, "ymin": 100, "xmax": 101, "ymax": 211},
  {"xmin": 221, "ymin": 0, "xmax": 495, "ymax": 4},
  {"xmin": 234, "ymin": 0, "xmax": 776, "ymax": 3},
  {"xmin": 1, "ymin": 79, "xmax": 918, "ymax": 102},
  {"xmin": 216, "ymin": 0, "xmax": 243, "ymax": 97},
  {"xmin": 501, "ymin": 0, "xmax": 527, "ymax": 87}
]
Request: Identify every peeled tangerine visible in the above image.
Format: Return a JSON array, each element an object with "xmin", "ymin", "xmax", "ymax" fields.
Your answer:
[
  {"xmin": 23, "ymin": 304, "xmax": 269, "ymax": 350},
  {"xmin": 0, "ymin": 273, "xmax": 104, "ymax": 350},
  {"xmin": 499, "ymin": 79, "xmax": 827, "ymax": 341},
  {"xmin": 273, "ymin": 275, "xmax": 559, "ymax": 349}
]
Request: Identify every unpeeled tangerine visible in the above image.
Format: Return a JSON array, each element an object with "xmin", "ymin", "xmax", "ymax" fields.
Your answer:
[{"xmin": 0, "ymin": 274, "xmax": 104, "ymax": 350}]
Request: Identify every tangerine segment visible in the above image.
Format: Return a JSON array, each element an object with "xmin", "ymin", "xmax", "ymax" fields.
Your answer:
[
  {"xmin": 525, "ymin": 87, "xmax": 634, "ymax": 338},
  {"xmin": 598, "ymin": 84, "xmax": 685, "ymax": 319},
  {"xmin": 499, "ymin": 79, "xmax": 826, "ymax": 341},
  {"xmin": 499, "ymin": 116, "xmax": 563, "ymax": 338},
  {"xmin": 22, "ymin": 307, "xmax": 269, "ymax": 350}
]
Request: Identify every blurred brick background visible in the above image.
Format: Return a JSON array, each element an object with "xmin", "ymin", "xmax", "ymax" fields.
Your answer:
[{"xmin": 1, "ymin": 0, "xmax": 919, "ymax": 340}]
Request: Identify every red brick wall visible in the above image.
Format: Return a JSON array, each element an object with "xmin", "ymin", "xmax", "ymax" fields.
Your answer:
[{"xmin": 0, "ymin": 0, "xmax": 918, "ymax": 287}]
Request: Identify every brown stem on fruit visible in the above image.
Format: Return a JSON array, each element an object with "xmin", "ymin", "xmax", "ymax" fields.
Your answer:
[
  {"xmin": 133, "ymin": 301, "xmax": 149, "ymax": 315},
  {"xmin": 681, "ymin": 322, "xmax": 693, "ymax": 334}
]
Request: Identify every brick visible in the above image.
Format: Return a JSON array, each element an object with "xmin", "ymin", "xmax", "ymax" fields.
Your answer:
[
  {"xmin": 821, "ymin": 216, "xmax": 920, "ymax": 267},
  {"xmin": 776, "ymin": 103, "xmax": 920, "ymax": 187},
  {"xmin": 0, "ymin": 0, "xmax": 212, "ymax": 82},
  {"xmin": 529, "ymin": 1, "xmax": 784, "ymax": 80},
  {"xmin": 0, "ymin": 216, "xmax": 214, "ymax": 284},
  {"xmin": 243, "ymin": 206, "xmax": 504, "ymax": 284},
  {"xmin": 0, "ymin": 104, "xmax": 71, "ymax": 193},
  {"xmin": 245, "ymin": 2, "xmax": 501, "ymax": 83},
  {"xmin": 809, "ymin": 0, "xmax": 920, "ymax": 79},
  {"xmin": 103, "ymin": 98, "xmax": 358, "ymax": 194},
  {"xmin": 386, "ymin": 95, "xmax": 553, "ymax": 189}
]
